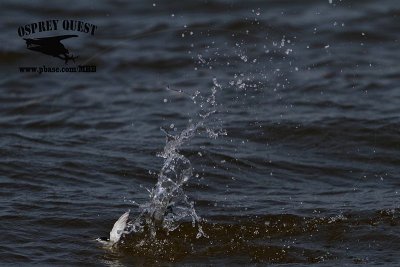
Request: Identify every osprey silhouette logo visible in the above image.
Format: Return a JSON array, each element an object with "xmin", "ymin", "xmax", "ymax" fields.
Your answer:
[
  {"xmin": 18, "ymin": 19, "xmax": 98, "ymax": 64},
  {"xmin": 24, "ymin": 35, "xmax": 78, "ymax": 64}
]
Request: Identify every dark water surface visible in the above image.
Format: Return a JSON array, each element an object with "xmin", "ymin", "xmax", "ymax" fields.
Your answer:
[{"xmin": 1, "ymin": 0, "xmax": 400, "ymax": 265}]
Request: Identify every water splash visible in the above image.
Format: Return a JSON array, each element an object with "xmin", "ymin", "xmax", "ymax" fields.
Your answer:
[{"xmin": 127, "ymin": 78, "xmax": 225, "ymax": 238}]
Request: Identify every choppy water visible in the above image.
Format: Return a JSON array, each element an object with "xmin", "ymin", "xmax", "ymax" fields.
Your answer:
[{"xmin": 1, "ymin": 0, "xmax": 400, "ymax": 265}]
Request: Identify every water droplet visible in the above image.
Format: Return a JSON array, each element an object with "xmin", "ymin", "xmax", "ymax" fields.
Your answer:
[{"xmin": 198, "ymin": 54, "xmax": 206, "ymax": 64}]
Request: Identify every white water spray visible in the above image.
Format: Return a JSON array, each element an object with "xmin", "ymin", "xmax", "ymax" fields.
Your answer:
[{"xmin": 127, "ymin": 78, "xmax": 225, "ymax": 238}]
